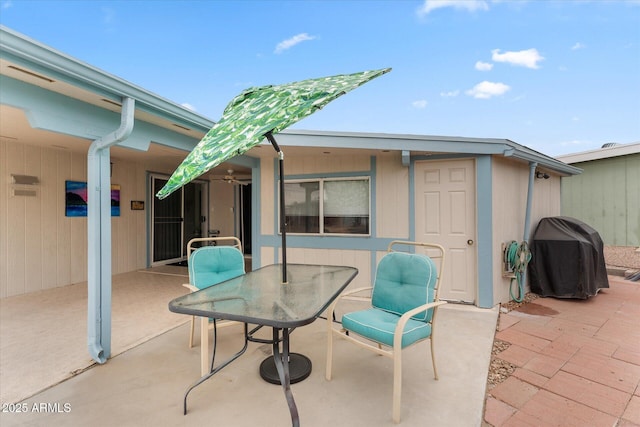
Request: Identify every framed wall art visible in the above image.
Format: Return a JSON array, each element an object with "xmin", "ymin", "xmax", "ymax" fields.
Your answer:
[
  {"xmin": 65, "ymin": 181, "xmax": 121, "ymax": 217},
  {"xmin": 65, "ymin": 180, "xmax": 87, "ymax": 217}
]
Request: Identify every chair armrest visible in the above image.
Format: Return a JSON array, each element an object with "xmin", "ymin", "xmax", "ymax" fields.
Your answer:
[
  {"xmin": 333, "ymin": 286, "xmax": 373, "ymax": 307},
  {"xmin": 338, "ymin": 286, "xmax": 373, "ymax": 299},
  {"xmin": 393, "ymin": 300, "xmax": 447, "ymax": 348},
  {"xmin": 182, "ymin": 283, "xmax": 198, "ymax": 292},
  {"xmin": 399, "ymin": 300, "xmax": 447, "ymax": 320},
  {"xmin": 326, "ymin": 286, "xmax": 373, "ymax": 321}
]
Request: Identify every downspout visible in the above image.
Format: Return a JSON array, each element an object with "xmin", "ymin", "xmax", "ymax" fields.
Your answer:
[
  {"xmin": 523, "ymin": 162, "xmax": 537, "ymax": 243},
  {"xmin": 521, "ymin": 161, "xmax": 537, "ymax": 285},
  {"xmin": 87, "ymin": 97, "xmax": 135, "ymax": 363}
]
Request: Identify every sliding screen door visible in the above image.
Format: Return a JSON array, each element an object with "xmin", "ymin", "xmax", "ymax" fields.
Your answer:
[{"xmin": 151, "ymin": 175, "xmax": 207, "ymax": 265}]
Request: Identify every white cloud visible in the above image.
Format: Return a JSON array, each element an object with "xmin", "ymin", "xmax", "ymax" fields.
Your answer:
[
  {"xmin": 571, "ymin": 42, "xmax": 585, "ymax": 50},
  {"xmin": 440, "ymin": 90, "xmax": 460, "ymax": 97},
  {"xmin": 491, "ymin": 48, "xmax": 544, "ymax": 69},
  {"xmin": 465, "ymin": 81, "xmax": 510, "ymax": 99},
  {"xmin": 475, "ymin": 61, "xmax": 493, "ymax": 71},
  {"xmin": 417, "ymin": 0, "xmax": 489, "ymax": 16},
  {"xmin": 274, "ymin": 33, "xmax": 317, "ymax": 54},
  {"xmin": 412, "ymin": 100, "xmax": 428, "ymax": 109},
  {"xmin": 181, "ymin": 103, "xmax": 196, "ymax": 111}
]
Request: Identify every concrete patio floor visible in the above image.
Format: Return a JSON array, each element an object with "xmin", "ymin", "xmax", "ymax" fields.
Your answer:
[
  {"xmin": 5, "ymin": 268, "xmax": 635, "ymax": 427},
  {"xmin": 0, "ymin": 303, "xmax": 498, "ymax": 427}
]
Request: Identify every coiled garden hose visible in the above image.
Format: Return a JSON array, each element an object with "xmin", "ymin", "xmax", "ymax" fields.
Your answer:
[{"xmin": 504, "ymin": 240, "xmax": 532, "ymax": 303}]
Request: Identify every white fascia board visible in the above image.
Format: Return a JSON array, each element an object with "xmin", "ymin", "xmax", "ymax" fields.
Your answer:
[
  {"xmin": 280, "ymin": 129, "xmax": 582, "ymax": 175},
  {"xmin": 279, "ymin": 129, "xmax": 511, "ymax": 153},
  {"xmin": 556, "ymin": 142, "xmax": 640, "ymax": 164}
]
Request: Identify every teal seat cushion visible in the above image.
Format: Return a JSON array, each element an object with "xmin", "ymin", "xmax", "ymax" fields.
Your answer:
[
  {"xmin": 341, "ymin": 251, "xmax": 438, "ymax": 348},
  {"xmin": 342, "ymin": 308, "xmax": 432, "ymax": 348},
  {"xmin": 189, "ymin": 246, "xmax": 245, "ymax": 290},
  {"xmin": 372, "ymin": 252, "xmax": 437, "ymax": 322}
]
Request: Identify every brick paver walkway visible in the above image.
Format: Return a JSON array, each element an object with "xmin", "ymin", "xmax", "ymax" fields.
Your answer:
[{"xmin": 484, "ymin": 275, "xmax": 640, "ymax": 426}]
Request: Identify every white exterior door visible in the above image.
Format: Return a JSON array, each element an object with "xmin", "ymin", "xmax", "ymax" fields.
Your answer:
[{"xmin": 414, "ymin": 159, "xmax": 477, "ymax": 303}]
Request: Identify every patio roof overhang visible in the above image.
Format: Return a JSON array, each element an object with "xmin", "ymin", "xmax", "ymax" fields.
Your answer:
[{"xmin": 0, "ymin": 25, "xmax": 215, "ymax": 138}]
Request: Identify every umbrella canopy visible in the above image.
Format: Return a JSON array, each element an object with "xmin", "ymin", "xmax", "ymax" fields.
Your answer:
[{"xmin": 156, "ymin": 68, "xmax": 391, "ymax": 199}]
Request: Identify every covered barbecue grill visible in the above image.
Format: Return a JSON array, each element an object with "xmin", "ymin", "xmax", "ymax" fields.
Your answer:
[{"xmin": 529, "ymin": 216, "xmax": 609, "ymax": 299}]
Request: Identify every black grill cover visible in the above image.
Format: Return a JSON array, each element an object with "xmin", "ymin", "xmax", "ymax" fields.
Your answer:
[{"xmin": 529, "ymin": 217, "xmax": 609, "ymax": 299}]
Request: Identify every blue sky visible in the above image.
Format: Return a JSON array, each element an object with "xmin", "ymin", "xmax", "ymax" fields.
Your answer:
[{"xmin": 1, "ymin": 0, "xmax": 639, "ymax": 156}]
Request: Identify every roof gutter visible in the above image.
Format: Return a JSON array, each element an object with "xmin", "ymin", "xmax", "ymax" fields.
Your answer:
[
  {"xmin": 503, "ymin": 146, "xmax": 582, "ymax": 176},
  {"xmin": 523, "ymin": 162, "xmax": 537, "ymax": 242},
  {"xmin": 87, "ymin": 97, "xmax": 135, "ymax": 364}
]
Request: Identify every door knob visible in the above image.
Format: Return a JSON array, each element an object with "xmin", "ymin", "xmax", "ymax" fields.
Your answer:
[{"xmin": 467, "ymin": 239, "xmax": 474, "ymax": 246}]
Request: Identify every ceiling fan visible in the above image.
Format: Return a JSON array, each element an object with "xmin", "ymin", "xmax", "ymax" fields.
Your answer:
[{"xmin": 214, "ymin": 169, "xmax": 249, "ymax": 186}]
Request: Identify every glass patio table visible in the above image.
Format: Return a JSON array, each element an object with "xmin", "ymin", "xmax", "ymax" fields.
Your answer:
[{"xmin": 168, "ymin": 263, "xmax": 358, "ymax": 427}]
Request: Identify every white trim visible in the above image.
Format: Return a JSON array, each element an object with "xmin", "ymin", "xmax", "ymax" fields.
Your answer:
[{"xmin": 556, "ymin": 142, "xmax": 640, "ymax": 164}]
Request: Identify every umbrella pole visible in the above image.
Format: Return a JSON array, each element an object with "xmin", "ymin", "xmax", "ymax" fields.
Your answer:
[{"xmin": 265, "ymin": 132, "xmax": 288, "ymax": 284}]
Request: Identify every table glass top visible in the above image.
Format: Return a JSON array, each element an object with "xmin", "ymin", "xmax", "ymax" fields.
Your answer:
[{"xmin": 169, "ymin": 264, "xmax": 358, "ymax": 328}]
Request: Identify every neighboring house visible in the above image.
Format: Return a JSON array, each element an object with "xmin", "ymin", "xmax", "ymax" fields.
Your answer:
[
  {"xmin": 557, "ymin": 142, "xmax": 640, "ymax": 247},
  {"xmin": 1, "ymin": 25, "xmax": 581, "ymax": 318}
]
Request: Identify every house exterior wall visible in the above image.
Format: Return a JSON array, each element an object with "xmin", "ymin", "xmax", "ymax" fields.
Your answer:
[
  {"xmin": 1, "ymin": 140, "xmax": 87, "ymax": 297},
  {"xmin": 375, "ymin": 154, "xmax": 410, "ymax": 238},
  {"xmin": 256, "ymin": 151, "xmax": 410, "ymax": 290},
  {"xmin": 259, "ymin": 156, "xmax": 276, "ymax": 236},
  {"xmin": 561, "ymin": 153, "xmax": 640, "ymax": 246},
  {"xmin": 0, "ymin": 139, "xmax": 180, "ymax": 298},
  {"xmin": 1, "ymin": 137, "xmax": 567, "ymax": 306},
  {"xmin": 491, "ymin": 156, "xmax": 561, "ymax": 304},
  {"xmin": 210, "ymin": 180, "xmax": 236, "ymax": 239}
]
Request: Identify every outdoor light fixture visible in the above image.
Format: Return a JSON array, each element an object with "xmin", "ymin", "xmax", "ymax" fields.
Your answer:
[{"xmin": 535, "ymin": 171, "xmax": 550, "ymax": 180}]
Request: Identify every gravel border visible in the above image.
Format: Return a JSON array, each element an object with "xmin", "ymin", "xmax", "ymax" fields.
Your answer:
[{"xmin": 604, "ymin": 245, "xmax": 640, "ymax": 269}]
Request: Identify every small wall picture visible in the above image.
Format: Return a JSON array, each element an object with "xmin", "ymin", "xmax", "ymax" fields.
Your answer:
[
  {"xmin": 65, "ymin": 181, "xmax": 121, "ymax": 217},
  {"xmin": 65, "ymin": 180, "xmax": 88, "ymax": 217},
  {"xmin": 111, "ymin": 184, "xmax": 120, "ymax": 217},
  {"xmin": 131, "ymin": 200, "xmax": 145, "ymax": 210}
]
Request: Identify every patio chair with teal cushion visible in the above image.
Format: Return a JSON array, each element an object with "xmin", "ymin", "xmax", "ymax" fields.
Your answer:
[
  {"xmin": 325, "ymin": 241, "xmax": 446, "ymax": 423},
  {"xmin": 183, "ymin": 237, "xmax": 245, "ymax": 374}
]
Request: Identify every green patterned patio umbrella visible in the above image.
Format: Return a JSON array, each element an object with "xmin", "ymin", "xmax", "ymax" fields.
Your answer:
[{"xmin": 156, "ymin": 68, "xmax": 391, "ymax": 199}]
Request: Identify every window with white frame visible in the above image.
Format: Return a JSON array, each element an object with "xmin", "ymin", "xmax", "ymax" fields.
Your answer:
[{"xmin": 284, "ymin": 177, "xmax": 370, "ymax": 235}]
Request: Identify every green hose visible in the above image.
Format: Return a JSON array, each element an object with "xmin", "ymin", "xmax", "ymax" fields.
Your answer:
[{"xmin": 505, "ymin": 240, "xmax": 532, "ymax": 303}]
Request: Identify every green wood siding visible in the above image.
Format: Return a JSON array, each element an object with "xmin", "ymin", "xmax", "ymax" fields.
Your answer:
[{"xmin": 561, "ymin": 153, "xmax": 640, "ymax": 246}]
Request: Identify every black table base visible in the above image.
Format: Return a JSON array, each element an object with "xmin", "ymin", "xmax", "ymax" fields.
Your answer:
[
  {"xmin": 183, "ymin": 324, "xmax": 303, "ymax": 427},
  {"xmin": 259, "ymin": 353, "xmax": 312, "ymax": 385}
]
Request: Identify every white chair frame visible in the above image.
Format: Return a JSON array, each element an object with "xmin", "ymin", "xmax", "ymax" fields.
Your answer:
[
  {"xmin": 183, "ymin": 236, "xmax": 244, "ymax": 375},
  {"xmin": 325, "ymin": 240, "xmax": 447, "ymax": 424}
]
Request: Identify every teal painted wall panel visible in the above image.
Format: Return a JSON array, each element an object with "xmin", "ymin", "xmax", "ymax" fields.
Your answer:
[{"xmin": 561, "ymin": 153, "xmax": 639, "ymax": 246}]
